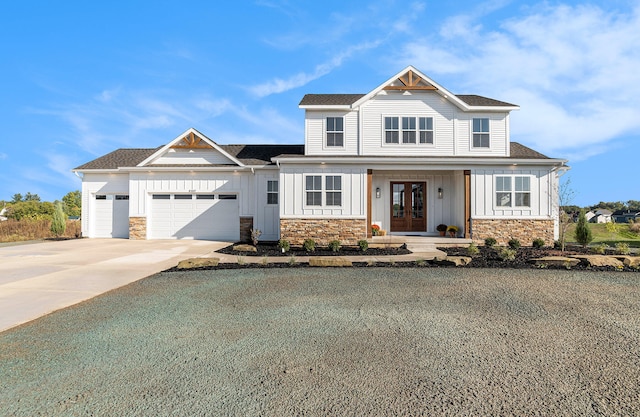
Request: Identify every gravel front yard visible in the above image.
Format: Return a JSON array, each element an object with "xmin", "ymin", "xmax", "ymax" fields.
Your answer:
[{"xmin": 1, "ymin": 268, "xmax": 639, "ymax": 416}]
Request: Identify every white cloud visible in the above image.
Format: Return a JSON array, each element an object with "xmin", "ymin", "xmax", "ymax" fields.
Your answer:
[
  {"xmin": 398, "ymin": 2, "xmax": 640, "ymax": 158},
  {"xmin": 248, "ymin": 40, "xmax": 382, "ymax": 97},
  {"xmin": 0, "ymin": 152, "xmax": 7, "ymax": 160}
]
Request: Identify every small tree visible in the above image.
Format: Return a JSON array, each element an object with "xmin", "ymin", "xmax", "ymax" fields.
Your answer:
[
  {"xmin": 574, "ymin": 210, "xmax": 593, "ymax": 248},
  {"xmin": 557, "ymin": 176, "xmax": 577, "ymax": 251},
  {"xmin": 51, "ymin": 201, "xmax": 67, "ymax": 237}
]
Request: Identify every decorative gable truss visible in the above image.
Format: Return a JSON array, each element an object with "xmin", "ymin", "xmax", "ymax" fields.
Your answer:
[
  {"xmin": 383, "ymin": 69, "xmax": 437, "ymax": 91},
  {"xmin": 137, "ymin": 128, "xmax": 245, "ymax": 167}
]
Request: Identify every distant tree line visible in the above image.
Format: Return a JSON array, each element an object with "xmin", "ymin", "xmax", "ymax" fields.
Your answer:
[
  {"xmin": 1, "ymin": 191, "xmax": 81, "ymax": 221},
  {"xmin": 562, "ymin": 200, "xmax": 640, "ymax": 214}
]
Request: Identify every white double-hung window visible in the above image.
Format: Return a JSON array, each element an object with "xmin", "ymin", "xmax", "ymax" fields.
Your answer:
[
  {"xmin": 496, "ymin": 176, "xmax": 531, "ymax": 207},
  {"xmin": 472, "ymin": 118, "xmax": 490, "ymax": 148},
  {"xmin": 385, "ymin": 116, "xmax": 434, "ymax": 145},
  {"xmin": 305, "ymin": 175, "xmax": 342, "ymax": 207},
  {"xmin": 326, "ymin": 117, "xmax": 344, "ymax": 147}
]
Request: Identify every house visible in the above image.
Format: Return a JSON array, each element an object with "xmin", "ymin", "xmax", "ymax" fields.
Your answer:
[
  {"xmin": 591, "ymin": 209, "xmax": 612, "ymax": 223},
  {"xmin": 73, "ymin": 66, "xmax": 568, "ymax": 246},
  {"xmin": 612, "ymin": 210, "xmax": 640, "ymax": 224}
]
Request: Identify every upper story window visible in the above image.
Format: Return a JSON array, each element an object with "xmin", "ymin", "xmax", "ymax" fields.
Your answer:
[
  {"xmin": 267, "ymin": 180, "xmax": 278, "ymax": 205},
  {"xmin": 473, "ymin": 118, "xmax": 490, "ymax": 148},
  {"xmin": 402, "ymin": 117, "xmax": 416, "ymax": 144},
  {"xmin": 419, "ymin": 117, "xmax": 433, "ymax": 144},
  {"xmin": 496, "ymin": 176, "xmax": 530, "ymax": 207},
  {"xmin": 384, "ymin": 117, "xmax": 399, "ymax": 144},
  {"xmin": 386, "ymin": 116, "xmax": 434, "ymax": 145},
  {"xmin": 326, "ymin": 117, "xmax": 344, "ymax": 147},
  {"xmin": 305, "ymin": 175, "xmax": 342, "ymax": 207}
]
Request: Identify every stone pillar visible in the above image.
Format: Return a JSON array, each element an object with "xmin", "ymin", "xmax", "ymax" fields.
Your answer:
[
  {"xmin": 280, "ymin": 218, "xmax": 367, "ymax": 246},
  {"xmin": 240, "ymin": 217, "xmax": 253, "ymax": 243},
  {"xmin": 129, "ymin": 217, "xmax": 147, "ymax": 240},
  {"xmin": 472, "ymin": 219, "xmax": 555, "ymax": 246}
]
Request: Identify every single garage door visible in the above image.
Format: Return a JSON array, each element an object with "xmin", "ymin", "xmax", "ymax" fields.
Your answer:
[
  {"xmin": 93, "ymin": 194, "xmax": 129, "ymax": 238},
  {"xmin": 149, "ymin": 193, "xmax": 239, "ymax": 241}
]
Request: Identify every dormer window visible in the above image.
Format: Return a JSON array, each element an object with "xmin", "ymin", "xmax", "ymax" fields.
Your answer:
[
  {"xmin": 326, "ymin": 117, "xmax": 344, "ymax": 147},
  {"xmin": 402, "ymin": 117, "xmax": 417, "ymax": 144},
  {"xmin": 419, "ymin": 117, "xmax": 433, "ymax": 144},
  {"xmin": 473, "ymin": 118, "xmax": 490, "ymax": 148}
]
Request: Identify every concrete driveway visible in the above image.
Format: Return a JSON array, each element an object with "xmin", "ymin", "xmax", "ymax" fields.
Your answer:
[{"xmin": 0, "ymin": 238, "xmax": 226, "ymax": 333}]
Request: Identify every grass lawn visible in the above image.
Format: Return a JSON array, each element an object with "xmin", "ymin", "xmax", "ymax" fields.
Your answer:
[{"xmin": 564, "ymin": 222, "xmax": 640, "ymax": 248}]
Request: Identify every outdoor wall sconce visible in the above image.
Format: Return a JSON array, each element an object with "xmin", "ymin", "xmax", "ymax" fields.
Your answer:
[
  {"xmin": 438, "ymin": 187, "xmax": 443, "ymax": 199},
  {"xmin": 376, "ymin": 187, "xmax": 381, "ymax": 198}
]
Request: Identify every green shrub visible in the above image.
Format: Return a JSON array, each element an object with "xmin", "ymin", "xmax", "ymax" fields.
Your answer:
[
  {"xmin": 615, "ymin": 242, "xmax": 630, "ymax": 255},
  {"xmin": 277, "ymin": 239, "xmax": 290, "ymax": 253},
  {"xmin": 328, "ymin": 240, "xmax": 341, "ymax": 252},
  {"xmin": 467, "ymin": 242, "xmax": 479, "ymax": 256},
  {"xmin": 50, "ymin": 201, "xmax": 67, "ymax": 237},
  {"xmin": 498, "ymin": 247, "xmax": 517, "ymax": 261},
  {"xmin": 574, "ymin": 210, "xmax": 593, "ymax": 247},
  {"xmin": 592, "ymin": 243, "xmax": 607, "ymax": 254},
  {"xmin": 532, "ymin": 238, "xmax": 545, "ymax": 248},
  {"xmin": 358, "ymin": 239, "xmax": 369, "ymax": 252},
  {"xmin": 303, "ymin": 238, "xmax": 316, "ymax": 252},
  {"xmin": 508, "ymin": 238, "xmax": 521, "ymax": 250},
  {"xmin": 484, "ymin": 237, "xmax": 497, "ymax": 247}
]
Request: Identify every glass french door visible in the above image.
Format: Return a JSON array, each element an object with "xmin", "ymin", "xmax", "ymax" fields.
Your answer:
[{"xmin": 390, "ymin": 182, "xmax": 426, "ymax": 232}]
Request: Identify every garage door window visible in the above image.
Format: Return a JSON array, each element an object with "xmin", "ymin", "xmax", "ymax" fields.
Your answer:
[
  {"xmin": 96, "ymin": 195, "xmax": 107, "ymax": 200},
  {"xmin": 197, "ymin": 195, "xmax": 215, "ymax": 200},
  {"xmin": 175, "ymin": 195, "xmax": 193, "ymax": 200},
  {"xmin": 115, "ymin": 195, "xmax": 129, "ymax": 200},
  {"xmin": 153, "ymin": 194, "xmax": 170, "ymax": 200},
  {"xmin": 218, "ymin": 194, "xmax": 237, "ymax": 200}
]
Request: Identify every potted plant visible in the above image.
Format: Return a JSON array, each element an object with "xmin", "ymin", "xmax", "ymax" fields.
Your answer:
[
  {"xmin": 371, "ymin": 224, "xmax": 381, "ymax": 236},
  {"xmin": 436, "ymin": 224, "xmax": 448, "ymax": 236},
  {"xmin": 446, "ymin": 225, "xmax": 459, "ymax": 237}
]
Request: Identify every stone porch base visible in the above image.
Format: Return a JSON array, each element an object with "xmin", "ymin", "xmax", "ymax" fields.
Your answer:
[
  {"xmin": 472, "ymin": 218, "xmax": 555, "ymax": 247},
  {"xmin": 280, "ymin": 218, "xmax": 367, "ymax": 246}
]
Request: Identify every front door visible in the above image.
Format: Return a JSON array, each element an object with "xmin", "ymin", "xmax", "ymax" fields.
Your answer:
[{"xmin": 390, "ymin": 182, "xmax": 426, "ymax": 232}]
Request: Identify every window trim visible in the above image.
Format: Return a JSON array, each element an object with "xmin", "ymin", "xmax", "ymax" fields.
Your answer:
[
  {"xmin": 383, "ymin": 116, "xmax": 435, "ymax": 146},
  {"xmin": 304, "ymin": 174, "xmax": 343, "ymax": 208},
  {"xmin": 325, "ymin": 116, "xmax": 345, "ymax": 148},
  {"xmin": 495, "ymin": 175, "xmax": 531, "ymax": 209},
  {"xmin": 267, "ymin": 180, "xmax": 279, "ymax": 205},
  {"xmin": 472, "ymin": 117, "xmax": 490, "ymax": 149}
]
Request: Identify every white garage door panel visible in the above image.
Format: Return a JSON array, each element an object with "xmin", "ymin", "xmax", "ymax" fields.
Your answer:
[
  {"xmin": 93, "ymin": 195, "xmax": 129, "ymax": 238},
  {"xmin": 150, "ymin": 195, "xmax": 239, "ymax": 240}
]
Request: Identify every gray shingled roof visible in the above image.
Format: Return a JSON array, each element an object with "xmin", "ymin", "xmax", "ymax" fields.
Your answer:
[
  {"xmin": 299, "ymin": 94, "xmax": 365, "ymax": 106},
  {"xmin": 73, "ymin": 145, "xmax": 305, "ymax": 170},
  {"xmin": 510, "ymin": 142, "xmax": 549, "ymax": 159},
  {"xmin": 456, "ymin": 95, "xmax": 517, "ymax": 107},
  {"xmin": 300, "ymin": 93, "xmax": 517, "ymax": 107}
]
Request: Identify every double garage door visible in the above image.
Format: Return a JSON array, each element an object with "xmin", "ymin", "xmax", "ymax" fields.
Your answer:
[{"xmin": 149, "ymin": 193, "xmax": 239, "ymax": 241}]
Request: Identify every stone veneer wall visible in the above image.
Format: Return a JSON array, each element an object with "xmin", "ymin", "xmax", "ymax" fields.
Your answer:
[
  {"xmin": 472, "ymin": 219, "xmax": 555, "ymax": 246},
  {"xmin": 129, "ymin": 217, "xmax": 147, "ymax": 240},
  {"xmin": 280, "ymin": 218, "xmax": 367, "ymax": 246},
  {"xmin": 240, "ymin": 217, "xmax": 253, "ymax": 243}
]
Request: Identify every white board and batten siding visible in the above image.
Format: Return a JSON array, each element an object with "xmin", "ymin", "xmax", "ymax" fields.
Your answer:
[
  {"xmin": 471, "ymin": 167, "xmax": 554, "ymax": 218},
  {"xmin": 128, "ymin": 172, "xmax": 254, "ymax": 218},
  {"xmin": 279, "ymin": 165, "xmax": 366, "ymax": 218},
  {"xmin": 304, "ymin": 111, "xmax": 358, "ymax": 156},
  {"xmin": 371, "ymin": 170, "xmax": 465, "ymax": 234}
]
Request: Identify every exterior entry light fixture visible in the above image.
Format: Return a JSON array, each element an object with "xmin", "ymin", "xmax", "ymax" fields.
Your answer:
[
  {"xmin": 376, "ymin": 187, "xmax": 381, "ymax": 198},
  {"xmin": 438, "ymin": 187, "xmax": 443, "ymax": 199}
]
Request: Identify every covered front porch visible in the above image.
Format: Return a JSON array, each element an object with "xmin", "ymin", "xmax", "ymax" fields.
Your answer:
[{"xmin": 366, "ymin": 169, "xmax": 471, "ymax": 239}]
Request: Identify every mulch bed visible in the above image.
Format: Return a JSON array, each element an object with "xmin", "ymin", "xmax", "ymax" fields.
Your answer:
[
  {"xmin": 163, "ymin": 243, "xmax": 639, "ymax": 272},
  {"xmin": 216, "ymin": 242, "xmax": 411, "ymax": 257}
]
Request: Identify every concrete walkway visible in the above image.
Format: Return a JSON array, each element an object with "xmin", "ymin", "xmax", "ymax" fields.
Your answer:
[{"xmin": 0, "ymin": 239, "xmax": 225, "ymax": 333}]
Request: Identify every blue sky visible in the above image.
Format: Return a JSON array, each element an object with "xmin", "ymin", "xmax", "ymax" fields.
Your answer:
[{"xmin": 1, "ymin": 0, "xmax": 638, "ymax": 207}]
